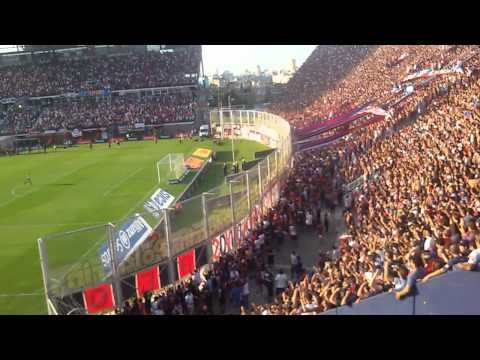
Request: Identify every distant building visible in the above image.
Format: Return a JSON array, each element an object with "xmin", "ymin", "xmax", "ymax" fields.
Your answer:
[
  {"xmin": 290, "ymin": 58, "xmax": 297, "ymax": 73},
  {"xmin": 222, "ymin": 71, "xmax": 235, "ymax": 82},
  {"xmin": 272, "ymin": 70, "xmax": 293, "ymax": 84}
]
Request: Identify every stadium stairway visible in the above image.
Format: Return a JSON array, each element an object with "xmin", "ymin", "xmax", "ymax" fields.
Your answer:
[{"xmin": 220, "ymin": 206, "xmax": 346, "ymax": 314}]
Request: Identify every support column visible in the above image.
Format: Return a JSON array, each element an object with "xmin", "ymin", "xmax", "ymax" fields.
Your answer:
[
  {"xmin": 163, "ymin": 209, "xmax": 176, "ymax": 285},
  {"xmin": 38, "ymin": 237, "xmax": 54, "ymax": 315},
  {"xmin": 107, "ymin": 223, "xmax": 123, "ymax": 311},
  {"xmin": 258, "ymin": 163, "xmax": 263, "ymax": 215},
  {"xmin": 229, "ymin": 182, "xmax": 237, "ymax": 249},
  {"xmin": 202, "ymin": 193, "xmax": 213, "ymax": 267},
  {"xmin": 245, "ymin": 172, "xmax": 251, "ymax": 211}
]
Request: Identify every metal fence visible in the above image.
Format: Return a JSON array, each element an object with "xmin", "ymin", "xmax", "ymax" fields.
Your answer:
[{"xmin": 38, "ymin": 109, "xmax": 292, "ymax": 315}]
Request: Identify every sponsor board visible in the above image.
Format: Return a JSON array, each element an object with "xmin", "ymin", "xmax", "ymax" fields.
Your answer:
[
  {"xmin": 236, "ymin": 216, "xmax": 251, "ymax": 246},
  {"xmin": 71, "ymin": 129, "xmax": 82, "ymax": 138},
  {"xmin": 250, "ymin": 204, "xmax": 262, "ymax": 230},
  {"xmin": 118, "ymin": 126, "xmax": 129, "ymax": 134},
  {"xmin": 98, "ymin": 216, "xmax": 153, "ymax": 274},
  {"xmin": 143, "ymin": 188, "xmax": 175, "ymax": 219}
]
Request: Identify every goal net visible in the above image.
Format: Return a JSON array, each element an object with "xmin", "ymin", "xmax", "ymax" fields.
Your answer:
[
  {"xmin": 156, "ymin": 153, "xmax": 187, "ymax": 185},
  {"xmin": 14, "ymin": 137, "xmax": 43, "ymax": 155}
]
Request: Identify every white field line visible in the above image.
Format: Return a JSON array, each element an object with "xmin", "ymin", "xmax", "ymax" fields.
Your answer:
[
  {"xmin": 102, "ymin": 167, "xmax": 145, "ymax": 197},
  {"xmin": 0, "ymin": 293, "xmax": 43, "ymax": 298},
  {"xmin": 0, "ymin": 222, "xmax": 107, "ymax": 229}
]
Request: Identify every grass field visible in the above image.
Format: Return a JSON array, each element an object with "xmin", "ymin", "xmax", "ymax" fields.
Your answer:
[{"xmin": 0, "ymin": 138, "xmax": 268, "ymax": 314}]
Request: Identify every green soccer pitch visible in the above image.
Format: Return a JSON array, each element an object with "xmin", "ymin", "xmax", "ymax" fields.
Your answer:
[{"xmin": 0, "ymin": 138, "xmax": 269, "ymax": 314}]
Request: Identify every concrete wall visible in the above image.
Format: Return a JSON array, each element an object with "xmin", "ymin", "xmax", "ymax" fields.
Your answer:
[{"xmin": 320, "ymin": 271, "xmax": 480, "ymax": 315}]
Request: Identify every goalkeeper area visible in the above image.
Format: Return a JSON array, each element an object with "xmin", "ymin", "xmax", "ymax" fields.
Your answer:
[{"xmin": 0, "ymin": 137, "xmax": 269, "ymax": 314}]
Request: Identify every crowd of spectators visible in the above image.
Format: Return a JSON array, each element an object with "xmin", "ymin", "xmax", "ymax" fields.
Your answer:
[
  {"xmin": 0, "ymin": 92, "xmax": 196, "ymax": 133},
  {"xmin": 116, "ymin": 46, "xmax": 480, "ymax": 315},
  {"xmin": 245, "ymin": 46, "xmax": 480, "ymax": 314},
  {"xmin": 0, "ymin": 104, "xmax": 41, "ymax": 134},
  {"xmin": 36, "ymin": 92, "xmax": 196, "ymax": 130},
  {"xmin": 0, "ymin": 50, "xmax": 200, "ymax": 98},
  {"xmin": 271, "ymin": 45, "xmax": 478, "ymax": 130}
]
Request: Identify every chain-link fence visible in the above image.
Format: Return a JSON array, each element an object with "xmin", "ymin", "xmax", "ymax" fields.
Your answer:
[{"xmin": 38, "ymin": 109, "xmax": 292, "ymax": 314}]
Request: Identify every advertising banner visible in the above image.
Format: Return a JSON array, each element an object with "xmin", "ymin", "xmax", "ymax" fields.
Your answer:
[
  {"xmin": 211, "ymin": 228, "xmax": 234, "ymax": 261},
  {"xmin": 118, "ymin": 126, "xmax": 129, "ymax": 134},
  {"xmin": 143, "ymin": 188, "xmax": 175, "ymax": 219},
  {"xmin": 250, "ymin": 204, "xmax": 262, "ymax": 230},
  {"xmin": 236, "ymin": 216, "xmax": 251, "ymax": 246},
  {"xmin": 71, "ymin": 129, "xmax": 82, "ymax": 138},
  {"xmin": 98, "ymin": 216, "xmax": 153, "ymax": 274}
]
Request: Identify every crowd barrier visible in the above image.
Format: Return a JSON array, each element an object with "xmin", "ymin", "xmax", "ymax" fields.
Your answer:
[{"xmin": 38, "ymin": 109, "xmax": 293, "ymax": 315}]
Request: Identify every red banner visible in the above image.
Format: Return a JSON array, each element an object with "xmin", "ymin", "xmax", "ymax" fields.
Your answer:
[
  {"xmin": 250, "ymin": 205, "xmax": 262, "ymax": 229},
  {"xmin": 83, "ymin": 283, "xmax": 115, "ymax": 314},
  {"xmin": 135, "ymin": 267, "xmax": 161, "ymax": 298},
  {"xmin": 177, "ymin": 249, "xmax": 196, "ymax": 279},
  {"xmin": 236, "ymin": 216, "xmax": 251, "ymax": 246},
  {"xmin": 211, "ymin": 229, "xmax": 234, "ymax": 261}
]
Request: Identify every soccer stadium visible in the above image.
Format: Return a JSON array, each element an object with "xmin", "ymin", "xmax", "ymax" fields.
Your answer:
[{"xmin": 0, "ymin": 45, "xmax": 479, "ymax": 315}]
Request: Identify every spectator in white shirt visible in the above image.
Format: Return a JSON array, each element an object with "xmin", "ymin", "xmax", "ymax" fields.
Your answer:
[
  {"xmin": 456, "ymin": 236, "xmax": 480, "ymax": 271},
  {"xmin": 275, "ymin": 269, "xmax": 288, "ymax": 295},
  {"xmin": 185, "ymin": 291, "xmax": 195, "ymax": 315}
]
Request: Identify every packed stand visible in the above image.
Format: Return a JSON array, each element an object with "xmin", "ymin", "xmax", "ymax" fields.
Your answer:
[
  {"xmin": 0, "ymin": 50, "xmax": 200, "ymax": 99},
  {"xmin": 0, "ymin": 104, "xmax": 41, "ymax": 134},
  {"xmin": 1, "ymin": 92, "xmax": 196, "ymax": 133},
  {"xmin": 271, "ymin": 45, "xmax": 478, "ymax": 130},
  {"xmin": 245, "ymin": 49, "xmax": 480, "ymax": 314}
]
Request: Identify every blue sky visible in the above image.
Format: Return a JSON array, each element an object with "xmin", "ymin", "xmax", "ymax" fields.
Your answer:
[{"xmin": 0, "ymin": 45, "xmax": 317, "ymax": 76}]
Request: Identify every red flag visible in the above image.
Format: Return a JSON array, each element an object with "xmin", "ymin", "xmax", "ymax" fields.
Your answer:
[
  {"xmin": 177, "ymin": 249, "xmax": 196, "ymax": 279},
  {"xmin": 83, "ymin": 283, "xmax": 115, "ymax": 314},
  {"xmin": 135, "ymin": 267, "xmax": 160, "ymax": 298}
]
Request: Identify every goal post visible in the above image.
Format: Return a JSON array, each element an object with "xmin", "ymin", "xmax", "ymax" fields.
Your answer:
[
  {"xmin": 156, "ymin": 153, "xmax": 186, "ymax": 185},
  {"xmin": 14, "ymin": 137, "xmax": 43, "ymax": 155}
]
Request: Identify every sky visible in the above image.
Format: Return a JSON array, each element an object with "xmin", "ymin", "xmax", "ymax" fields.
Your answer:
[
  {"xmin": 202, "ymin": 45, "xmax": 316, "ymax": 76},
  {"xmin": 0, "ymin": 45, "xmax": 317, "ymax": 76}
]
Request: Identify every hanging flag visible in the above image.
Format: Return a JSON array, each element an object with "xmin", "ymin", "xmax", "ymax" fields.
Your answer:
[
  {"xmin": 135, "ymin": 266, "xmax": 161, "ymax": 298},
  {"xmin": 177, "ymin": 249, "xmax": 196, "ymax": 279},
  {"xmin": 83, "ymin": 283, "xmax": 115, "ymax": 314}
]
